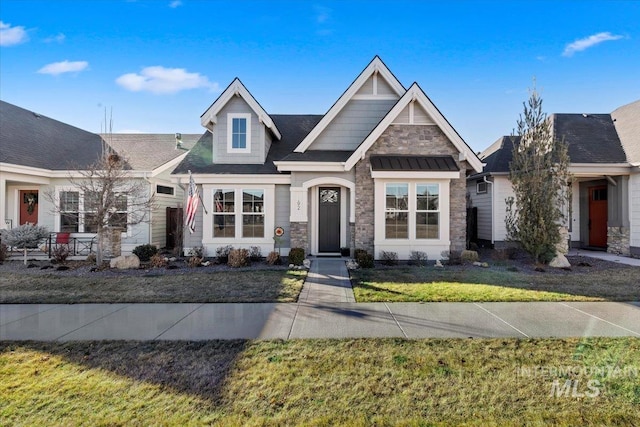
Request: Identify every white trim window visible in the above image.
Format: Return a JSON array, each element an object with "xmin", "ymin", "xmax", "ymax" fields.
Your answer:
[
  {"xmin": 227, "ymin": 113, "xmax": 251, "ymax": 153},
  {"xmin": 242, "ymin": 189, "xmax": 264, "ymax": 238},
  {"xmin": 57, "ymin": 189, "xmax": 128, "ymax": 233},
  {"xmin": 416, "ymin": 184, "xmax": 439, "ymax": 239},
  {"xmin": 385, "ymin": 183, "xmax": 409, "ymax": 239},
  {"xmin": 213, "ymin": 189, "xmax": 236, "ymax": 238},
  {"xmin": 59, "ymin": 191, "xmax": 80, "ymax": 233}
]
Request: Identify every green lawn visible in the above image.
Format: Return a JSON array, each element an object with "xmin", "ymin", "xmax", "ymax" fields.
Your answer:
[
  {"xmin": 0, "ymin": 269, "xmax": 306, "ymax": 303},
  {"xmin": 352, "ymin": 265, "xmax": 640, "ymax": 302},
  {"xmin": 1, "ymin": 338, "xmax": 639, "ymax": 425}
]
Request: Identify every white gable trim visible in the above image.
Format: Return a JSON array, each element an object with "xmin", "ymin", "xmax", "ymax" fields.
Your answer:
[
  {"xmin": 344, "ymin": 83, "xmax": 483, "ymax": 173},
  {"xmin": 200, "ymin": 78, "xmax": 281, "ymax": 140},
  {"xmin": 293, "ymin": 57, "xmax": 405, "ymax": 153}
]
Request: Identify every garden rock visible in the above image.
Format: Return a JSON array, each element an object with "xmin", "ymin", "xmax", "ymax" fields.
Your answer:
[
  {"xmin": 435, "ymin": 260, "xmax": 444, "ymax": 268},
  {"xmin": 346, "ymin": 259, "xmax": 359, "ymax": 270},
  {"xmin": 549, "ymin": 253, "xmax": 571, "ymax": 269},
  {"xmin": 303, "ymin": 259, "xmax": 311, "ymax": 269},
  {"xmin": 110, "ymin": 254, "xmax": 141, "ymax": 270}
]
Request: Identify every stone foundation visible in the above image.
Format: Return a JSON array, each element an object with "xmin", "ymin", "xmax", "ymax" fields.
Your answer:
[
  {"xmin": 289, "ymin": 222, "xmax": 309, "ymax": 254},
  {"xmin": 607, "ymin": 226, "xmax": 630, "ymax": 255}
]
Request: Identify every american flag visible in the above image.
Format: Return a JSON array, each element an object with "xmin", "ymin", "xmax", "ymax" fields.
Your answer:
[{"xmin": 185, "ymin": 172, "xmax": 199, "ymax": 234}]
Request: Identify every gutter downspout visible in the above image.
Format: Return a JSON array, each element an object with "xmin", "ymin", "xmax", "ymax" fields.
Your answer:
[{"xmin": 483, "ymin": 176, "xmax": 495, "ymax": 245}]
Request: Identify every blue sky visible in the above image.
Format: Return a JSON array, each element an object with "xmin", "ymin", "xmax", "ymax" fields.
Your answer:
[{"xmin": 1, "ymin": 0, "xmax": 638, "ymax": 152}]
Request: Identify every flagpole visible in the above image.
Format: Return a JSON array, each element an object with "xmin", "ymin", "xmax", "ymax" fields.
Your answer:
[{"xmin": 188, "ymin": 170, "xmax": 208, "ymax": 214}]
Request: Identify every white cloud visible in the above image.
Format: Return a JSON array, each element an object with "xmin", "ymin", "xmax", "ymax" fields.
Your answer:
[
  {"xmin": 0, "ymin": 21, "xmax": 29, "ymax": 46},
  {"xmin": 44, "ymin": 33, "xmax": 66, "ymax": 43},
  {"xmin": 563, "ymin": 32, "xmax": 624, "ymax": 57},
  {"xmin": 314, "ymin": 5, "xmax": 331, "ymax": 23},
  {"xmin": 116, "ymin": 66, "xmax": 218, "ymax": 94},
  {"xmin": 169, "ymin": 0, "xmax": 182, "ymax": 8},
  {"xmin": 37, "ymin": 60, "xmax": 89, "ymax": 75}
]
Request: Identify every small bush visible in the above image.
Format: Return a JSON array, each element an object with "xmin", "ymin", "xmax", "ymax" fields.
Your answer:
[
  {"xmin": 249, "ymin": 246, "xmax": 262, "ymax": 262},
  {"xmin": 441, "ymin": 250, "xmax": 462, "ymax": 266},
  {"xmin": 288, "ymin": 248, "xmax": 305, "ymax": 266},
  {"xmin": 51, "ymin": 245, "xmax": 70, "ymax": 264},
  {"xmin": 0, "ymin": 243, "xmax": 7, "ymax": 263},
  {"xmin": 228, "ymin": 248, "xmax": 250, "ymax": 268},
  {"xmin": 266, "ymin": 251, "xmax": 281, "ymax": 265},
  {"xmin": 355, "ymin": 249, "xmax": 374, "ymax": 268},
  {"xmin": 409, "ymin": 250, "xmax": 428, "ymax": 266},
  {"xmin": 381, "ymin": 251, "xmax": 398, "ymax": 266},
  {"xmin": 189, "ymin": 246, "xmax": 206, "ymax": 258},
  {"xmin": 187, "ymin": 256, "xmax": 203, "ymax": 268},
  {"xmin": 132, "ymin": 244, "xmax": 158, "ymax": 262},
  {"xmin": 216, "ymin": 245, "xmax": 233, "ymax": 264},
  {"xmin": 149, "ymin": 253, "xmax": 168, "ymax": 268},
  {"xmin": 461, "ymin": 250, "xmax": 479, "ymax": 263},
  {"xmin": 86, "ymin": 253, "xmax": 96, "ymax": 263}
]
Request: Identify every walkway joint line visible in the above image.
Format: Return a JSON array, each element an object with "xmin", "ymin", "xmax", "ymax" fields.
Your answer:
[
  {"xmin": 154, "ymin": 303, "xmax": 206, "ymax": 340},
  {"xmin": 473, "ymin": 303, "xmax": 530, "ymax": 338},
  {"xmin": 56, "ymin": 304, "xmax": 131, "ymax": 341},
  {"xmin": 558, "ymin": 302, "xmax": 640, "ymax": 337},
  {"xmin": 384, "ymin": 303, "xmax": 408, "ymax": 338}
]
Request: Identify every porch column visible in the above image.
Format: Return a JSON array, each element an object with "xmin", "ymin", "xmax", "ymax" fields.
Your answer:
[
  {"xmin": 0, "ymin": 177, "xmax": 6, "ymax": 229},
  {"xmin": 289, "ymin": 187, "xmax": 309, "ymax": 252}
]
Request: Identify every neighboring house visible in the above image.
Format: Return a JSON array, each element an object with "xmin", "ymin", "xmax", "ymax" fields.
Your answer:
[
  {"xmin": 0, "ymin": 100, "xmax": 199, "ymax": 254},
  {"xmin": 173, "ymin": 57, "xmax": 483, "ymax": 259},
  {"xmin": 468, "ymin": 100, "xmax": 639, "ymax": 256}
]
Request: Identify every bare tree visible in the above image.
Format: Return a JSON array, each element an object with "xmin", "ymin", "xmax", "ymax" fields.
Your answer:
[
  {"xmin": 45, "ymin": 111, "xmax": 155, "ymax": 265},
  {"xmin": 505, "ymin": 85, "xmax": 571, "ymax": 264}
]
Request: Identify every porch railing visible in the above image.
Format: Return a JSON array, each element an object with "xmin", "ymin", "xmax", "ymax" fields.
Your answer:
[{"xmin": 48, "ymin": 233, "xmax": 95, "ymax": 258}]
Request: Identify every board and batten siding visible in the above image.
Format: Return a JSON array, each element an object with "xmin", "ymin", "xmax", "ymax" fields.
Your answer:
[
  {"xmin": 213, "ymin": 96, "xmax": 266, "ymax": 164},
  {"xmin": 492, "ymin": 176, "xmax": 516, "ymax": 243},
  {"xmin": 274, "ymin": 184, "xmax": 291, "ymax": 251},
  {"xmin": 308, "ymin": 99, "xmax": 397, "ymax": 151},
  {"xmin": 630, "ymin": 173, "xmax": 640, "ymax": 251},
  {"xmin": 467, "ymin": 179, "xmax": 492, "ymax": 241},
  {"xmin": 150, "ymin": 180, "xmax": 184, "ymax": 248}
]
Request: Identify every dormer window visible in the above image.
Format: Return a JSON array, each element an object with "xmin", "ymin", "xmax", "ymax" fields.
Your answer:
[{"xmin": 227, "ymin": 113, "xmax": 251, "ymax": 153}]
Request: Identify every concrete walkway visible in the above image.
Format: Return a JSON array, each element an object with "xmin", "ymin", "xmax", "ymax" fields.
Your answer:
[
  {"xmin": 569, "ymin": 249, "xmax": 640, "ymax": 267},
  {"xmin": 1, "ymin": 258, "xmax": 639, "ymax": 341}
]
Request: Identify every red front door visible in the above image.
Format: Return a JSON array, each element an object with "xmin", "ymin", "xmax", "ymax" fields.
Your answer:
[
  {"xmin": 19, "ymin": 190, "xmax": 39, "ymax": 225},
  {"xmin": 588, "ymin": 186, "xmax": 607, "ymax": 247}
]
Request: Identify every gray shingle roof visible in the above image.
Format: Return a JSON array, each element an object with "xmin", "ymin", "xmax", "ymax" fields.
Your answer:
[
  {"xmin": 370, "ymin": 155, "xmax": 459, "ymax": 171},
  {"xmin": 173, "ymin": 114, "xmax": 323, "ymax": 175},
  {"xmin": 0, "ymin": 100, "xmax": 104, "ymax": 170},
  {"xmin": 103, "ymin": 133, "xmax": 200, "ymax": 171},
  {"xmin": 279, "ymin": 150, "xmax": 353, "ymax": 162},
  {"xmin": 478, "ymin": 113, "xmax": 629, "ymax": 175},
  {"xmin": 611, "ymin": 100, "xmax": 640, "ymax": 164}
]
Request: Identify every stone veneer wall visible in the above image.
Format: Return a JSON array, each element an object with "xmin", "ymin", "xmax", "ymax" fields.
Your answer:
[
  {"xmin": 289, "ymin": 222, "xmax": 309, "ymax": 254},
  {"xmin": 354, "ymin": 124, "xmax": 469, "ymax": 255},
  {"xmin": 607, "ymin": 226, "xmax": 630, "ymax": 255}
]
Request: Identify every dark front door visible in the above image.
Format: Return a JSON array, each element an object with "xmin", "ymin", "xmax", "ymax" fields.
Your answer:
[
  {"xmin": 588, "ymin": 186, "xmax": 607, "ymax": 247},
  {"xmin": 318, "ymin": 187, "xmax": 341, "ymax": 253},
  {"xmin": 19, "ymin": 190, "xmax": 39, "ymax": 225},
  {"xmin": 166, "ymin": 207, "xmax": 183, "ymax": 249}
]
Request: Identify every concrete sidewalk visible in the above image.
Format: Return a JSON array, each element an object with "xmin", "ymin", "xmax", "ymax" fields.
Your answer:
[
  {"xmin": 2, "ymin": 258, "xmax": 639, "ymax": 341},
  {"xmin": 568, "ymin": 249, "xmax": 640, "ymax": 267}
]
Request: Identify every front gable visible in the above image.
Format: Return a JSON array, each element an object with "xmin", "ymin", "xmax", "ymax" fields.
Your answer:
[
  {"xmin": 200, "ymin": 78, "xmax": 281, "ymax": 165},
  {"xmin": 294, "ymin": 56, "xmax": 405, "ymax": 153}
]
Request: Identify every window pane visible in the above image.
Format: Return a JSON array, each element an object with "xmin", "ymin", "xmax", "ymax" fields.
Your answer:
[
  {"xmin": 214, "ymin": 189, "xmax": 234, "ymax": 212},
  {"xmin": 385, "ymin": 211, "xmax": 408, "ymax": 239},
  {"xmin": 114, "ymin": 195, "xmax": 127, "ymax": 211},
  {"xmin": 109, "ymin": 212, "xmax": 128, "ymax": 230},
  {"xmin": 84, "ymin": 191, "xmax": 100, "ymax": 212},
  {"xmin": 60, "ymin": 191, "xmax": 79, "ymax": 211},
  {"xmin": 417, "ymin": 184, "xmax": 439, "ymax": 211},
  {"xmin": 416, "ymin": 212, "xmax": 439, "ymax": 239},
  {"xmin": 61, "ymin": 213, "xmax": 79, "ymax": 233},
  {"xmin": 242, "ymin": 214, "xmax": 264, "ymax": 238},
  {"xmin": 213, "ymin": 214, "xmax": 235, "ymax": 238},
  {"xmin": 156, "ymin": 185, "xmax": 174, "ymax": 195},
  {"xmin": 385, "ymin": 184, "xmax": 408, "ymax": 210},
  {"xmin": 232, "ymin": 118, "xmax": 247, "ymax": 149},
  {"xmin": 243, "ymin": 189, "xmax": 264, "ymax": 212}
]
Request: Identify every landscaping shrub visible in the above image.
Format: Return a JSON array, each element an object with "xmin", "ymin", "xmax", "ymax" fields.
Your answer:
[
  {"xmin": 149, "ymin": 253, "xmax": 168, "ymax": 268},
  {"xmin": 266, "ymin": 251, "xmax": 281, "ymax": 265},
  {"xmin": 461, "ymin": 250, "xmax": 479, "ymax": 263},
  {"xmin": 355, "ymin": 249, "xmax": 374, "ymax": 268},
  {"xmin": 228, "ymin": 248, "xmax": 250, "ymax": 268},
  {"xmin": 0, "ymin": 243, "xmax": 7, "ymax": 263},
  {"xmin": 187, "ymin": 256, "xmax": 203, "ymax": 268},
  {"xmin": 409, "ymin": 250, "xmax": 428, "ymax": 266},
  {"xmin": 215, "ymin": 245, "xmax": 233, "ymax": 264},
  {"xmin": 249, "ymin": 246, "xmax": 262, "ymax": 262},
  {"xmin": 132, "ymin": 244, "xmax": 158, "ymax": 262},
  {"xmin": 381, "ymin": 251, "xmax": 398, "ymax": 266},
  {"xmin": 51, "ymin": 245, "xmax": 70, "ymax": 264},
  {"xmin": 288, "ymin": 248, "xmax": 305, "ymax": 266}
]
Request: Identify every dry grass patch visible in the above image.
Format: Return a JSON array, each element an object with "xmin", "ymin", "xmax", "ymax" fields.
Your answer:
[
  {"xmin": 1, "ymin": 338, "xmax": 639, "ymax": 425},
  {"xmin": 0, "ymin": 269, "xmax": 306, "ymax": 303},
  {"xmin": 352, "ymin": 264, "xmax": 640, "ymax": 302}
]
